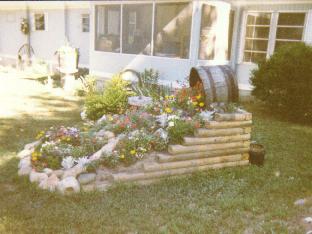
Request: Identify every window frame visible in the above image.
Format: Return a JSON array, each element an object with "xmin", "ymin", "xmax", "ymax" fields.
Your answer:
[
  {"xmin": 32, "ymin": 12, "xmax": 48, "ymax": 32},
  {"xmin": 240, "ymin": 10, "xmax": 308, "ymax": 65},
  {"xmin": 93, "ymin": 1, "xmax": 193, "ymax": 60}
]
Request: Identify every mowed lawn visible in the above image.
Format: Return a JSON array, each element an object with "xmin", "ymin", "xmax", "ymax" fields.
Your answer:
[{"xmin": 0, "ymin": 75, "xmax": 312, "ymax": 233}]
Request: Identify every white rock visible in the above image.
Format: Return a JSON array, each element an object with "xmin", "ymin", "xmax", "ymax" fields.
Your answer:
[
  {"xmin": 52, "ymin": 169, "xmax": 64, "ymax": 178},
  {"xmin": 96, "ymin": 130, "xmax": 115, "ymax": 140},
  {"xmin": 82, "ymin": 184, "xmax": 96, "ymax": 192},
  {"xmin": 24, "ymin": 140, "xmax": 41, "ymax": 150},
  {"xmin": 57, "ymin": 176, "xmax": 80, "ymax": 194},
  {"xmin": 294, "ymin": 198, "xmax": 306, "ymax": 206},
  {"xmin": 62, "ymin": 164, "xmax": 85, "ymax": 179},
  {"xmin": 96, "ymin": 115, "xmax": 107, "ymax": 125},
  {"xmin": 78, "ymin": 173, "xmax": 96, "ymax": 185},
  {"xmin": 18, "ymin": 166, "xmax": 32, "ymax": 176},
  {"xmin": 154, "ymin": 128, "xmax": 168, "ymax": 140},
  {"xmin": 89, "ymin": 137, "xmax": 120, "ymax": 161},
  {"xmin": 61, "ymin": 156, "xmax": 75, "ymax": 170},
  {"xmin": 29, "ymin": 170, "xmax": 48, "ymax": 183},
  {"xmin": 39, "ymin": 174, "xmax": 59, "ymax": 192},
  {"xmin": 18, "ymin": 157, "xmax": 31, "ymax": 169},
  {"xmin": 43, "ymin": 168, "xmax": 53, "ymax": 176},
  {"xmin": 304, "ymin": 217, "xmax": 312, "ymax": 223},
  {"xmin": 156, "ymin": 114, "xmax": 168, "ymax": 128},
  {"xmin": 17, "ymin": 149, "xmax": 33, "ymax": 159},
  {"xmin": 199, "ymin": 111, "xmax": 215, "ymax": 121},
  {"xmin": 80, "ymin": 110, "xmax": 87, "ymax": 121}
]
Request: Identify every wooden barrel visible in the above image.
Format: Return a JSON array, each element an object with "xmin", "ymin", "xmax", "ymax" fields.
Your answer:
[{"xmin": 189, "ymin": 65, "xmax": 238, "ymax": 105}]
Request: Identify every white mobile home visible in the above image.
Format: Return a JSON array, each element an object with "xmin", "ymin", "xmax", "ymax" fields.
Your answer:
[{"xmin": 0, "ymin": 0, "xmax": 312, "ymax": 97}]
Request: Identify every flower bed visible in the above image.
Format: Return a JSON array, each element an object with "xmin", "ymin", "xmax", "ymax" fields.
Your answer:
[{"xmin": 18, "ymin": 78, "xmax": 252, "ymax": 194}]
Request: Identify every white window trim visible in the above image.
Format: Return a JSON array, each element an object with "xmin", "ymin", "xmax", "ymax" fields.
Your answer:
[
  {"xmin": 31, "ymin": 12, "xmax": 48, "ymax": 32},
  {"xmin": 240, "ymin": 10, "xmax": 308, "ymax": 64}
]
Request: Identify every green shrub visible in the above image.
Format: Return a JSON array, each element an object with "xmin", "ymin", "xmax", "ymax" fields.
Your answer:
[
  {"xmin": 168, "ymin": 119, "xmax": 194, "ymax": 144},
  {"xmin": 251, "ymin": 43, "xmax": 312, "ymax": 123},
  {"xmin": 85, "ymin": 74, "xmax": 133, "ymax": 120}
]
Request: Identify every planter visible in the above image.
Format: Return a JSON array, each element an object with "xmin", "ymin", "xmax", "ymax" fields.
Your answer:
[{"xmin": 249, "ymin": 143, "xmax": 265, "ymax": 166}]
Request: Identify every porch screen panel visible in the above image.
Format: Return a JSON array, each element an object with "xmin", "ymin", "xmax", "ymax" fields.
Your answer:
[
  {"xmin": 243, "ymin": 13, "xmax": 271, "ymax": 63},
  {"xmin": 95, "ymin": 5, "xmax": 121, "ymax": 52},
  {"xmin": 154, "ymin": 2, "xmax": 192, "ymax": 58},
  {"xmin": 122, "ymin": 4, "xmax": 153, "ymax": 55},
  {"xmin": 274, "ymin": 13, "xmax": 306, "ymax": 51},
  {"xmin": 199, "ymin": 5, "xmax": 217, "ymax": 60}
]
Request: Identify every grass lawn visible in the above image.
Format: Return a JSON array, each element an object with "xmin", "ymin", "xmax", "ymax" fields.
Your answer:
[{"xmin": 0, "ymin": 78, "xmax": 312, "ymax": 233}]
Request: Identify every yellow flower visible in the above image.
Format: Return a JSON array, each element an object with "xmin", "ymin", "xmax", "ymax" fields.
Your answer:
[
  {"xmin": 199, "ymin": 102, "xmax": 205, "ymax": 107},
  {"xmin": 32, "ymin": 157, "xmax": 37, "ymax": 161},
  {"xmin": 165, "ymin": 95, "xmax": 169, "ymax": 100},
  {"xmin": 120, "ymin": 154, "xmax": 125, "ymax": 159},
  {"xmin": 66, "ymin": 137, "xmax": 71, "ymax": 142},
  {"xmin": 130, "ymin": 150, "xmax": 136, "ymax": 155},
  {"xmin": 192, "ymin": 101, "xmax": 198, "ymax": 106},
  {"xmin": 165, "ymin": 107, "xmax": 172, "ymax": 113},
  {"xmin": 196, "ymin": 94, "xmax": 202, "ymax": 100}
]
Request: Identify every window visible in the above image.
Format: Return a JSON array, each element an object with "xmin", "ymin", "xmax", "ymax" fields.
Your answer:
[
  {"xmin": 154, "ymin": 2, "xmax": 192, "ymax": 58},
  {"xmin": 274, "ymin": 13, "xmax": 306, "ymax": 51},
  {"xmin": 199, "ymin": 5, "xmax": 217, "ymax": 60},
  {"xmin": 34, "ymin": 13, "xmax": 46, "ymax": 31},
  {"xmin": 82, "ymin": 14, "xmax": 90, "ymax": 33},
  {"xmin": 95, "ymin": 5, "xmax": 121, "ymax": 52},
  {"xmin": 122, "ymin": 4, "xmax": 152, "ymax": 55},
  {"xmin": 243, "ymin": 13, "xmax": 271, "ymax": 63}
]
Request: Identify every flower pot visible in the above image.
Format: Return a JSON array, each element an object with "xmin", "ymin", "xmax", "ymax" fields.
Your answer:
[{"xmin": 249, "ymin": 143, "xmax": 265, "ymax": 166}]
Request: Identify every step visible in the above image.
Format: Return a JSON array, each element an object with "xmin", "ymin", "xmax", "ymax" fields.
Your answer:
[
  {"xmin": 204, "ymin": 120, "xmax": 252, "ymax": 129},
  {"xmin": 168, "ymin": 141, "xmax": 250, "ymax": 155},
  {"xmin": 194, "ymin": 128, "xmax": 248, "ymax": 137},
  {"xmin": 183, "ymin": 134, "xmax": 251, "ymax": 146},
  {"xmin": 157, "ymin": 147, "xmax": 250, "ymax": 163},
  {"xmin": 144, "ymin": 154, "xmax": 247, "ymax": 172},
  {"xmin": 214, "ymin": 112, "xmax": 252, "ymax": 122},
  {"xmin": 112, "ymin": 160, "xmax": 249, "ymax": 182}
]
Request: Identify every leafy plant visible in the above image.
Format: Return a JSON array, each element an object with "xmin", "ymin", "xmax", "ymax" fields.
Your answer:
[
  {"xmin": 167, "ymin": 119, "xmax": 194, "ymax": 144},
  {"xmin": 251, "ymin": 42, "xmax": 312, "ymax": 123},
  {"xmin": 85, "ymin": 74, "xmax": 134, "ymax": 120}
]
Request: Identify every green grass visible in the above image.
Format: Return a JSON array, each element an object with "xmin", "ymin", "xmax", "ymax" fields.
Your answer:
[{"xmin": 1, "ymin": 87, "xmax": 312, "ymax": 233}]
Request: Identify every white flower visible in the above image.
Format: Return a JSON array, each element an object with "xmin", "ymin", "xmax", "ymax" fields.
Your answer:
[
  {"xmin": 76, "ymin": 156, "xmax": 90, "ymax": 167},
  {"xmin": 168, "ymin": 115, "xmax": 179, "ymax": 121},
  {"xmin": 168, "ymin": 121, "xmax": 175, "ymax": 127},
  {"xmin": 61, "ymin": 156, "xmax": 75, "ymax": 169}
]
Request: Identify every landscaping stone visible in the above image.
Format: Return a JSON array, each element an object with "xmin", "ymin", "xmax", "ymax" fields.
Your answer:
[
  {"xmin": 18, "ymin": 156, "xmax": 31, "ymax": 169},
  {"xmin": 62, "ymin": 164, "xmax": 86, "ymax": 179},
  {"xmin": 153, "ymin": 128, "xmax": 168, "ymax": 140},
  {"xmin": 95, "ymin": 181, "xmax": 111, "ymax": 192},
  {"xmin": 53, "ymin": 169, "xmax": 64, "ymax": 178},
  {"xmin": 78, "ymin": 173, "xmax": 96, "ymax": 185},
  {"xmin": 38, "ymin": 174, "xmax": 60, "ymax": 192},
  {"xmin": 128, "ymin": 96, "xmax": 152, "ymax": 107},
  {"xmin": 24, "ymin": 140, "xmax": 41, "ymax": 150},
  {"xmin": 96, "ymin": 130, "xmax": 115, "ymax": 140},
  {"xmin": 90, "ymin": 137, "xmax": 120, "ymax": 161},
  {"xmin": 82, "ymin": 183, "xmax": 96, "ymax": 192},
  {"xmin": 294, "ymin": 198, "xmax": 306, "ymax": 206},
  {"xmin": 43, "ymin": 168, "xmax": 53, "ymax": 176},
  {"xmin": 17, "ymin": 149, "xmax": 33, "ymax": 159},
  {"xmin": 29, "ymin": 170, "xmax": 48, "ymax": 183},
  {"xmin": 18, "ymin": 166, "xmax": 32, "ymax": 176},
  {"xmin": 57, "ymin": 176, "xmax": 80, "ymax": 194}
]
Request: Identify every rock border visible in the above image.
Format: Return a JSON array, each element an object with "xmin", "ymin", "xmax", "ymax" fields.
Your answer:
[{"xmin": 18, "ymin": 111, "xmax": 252, "ymax": 195}]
